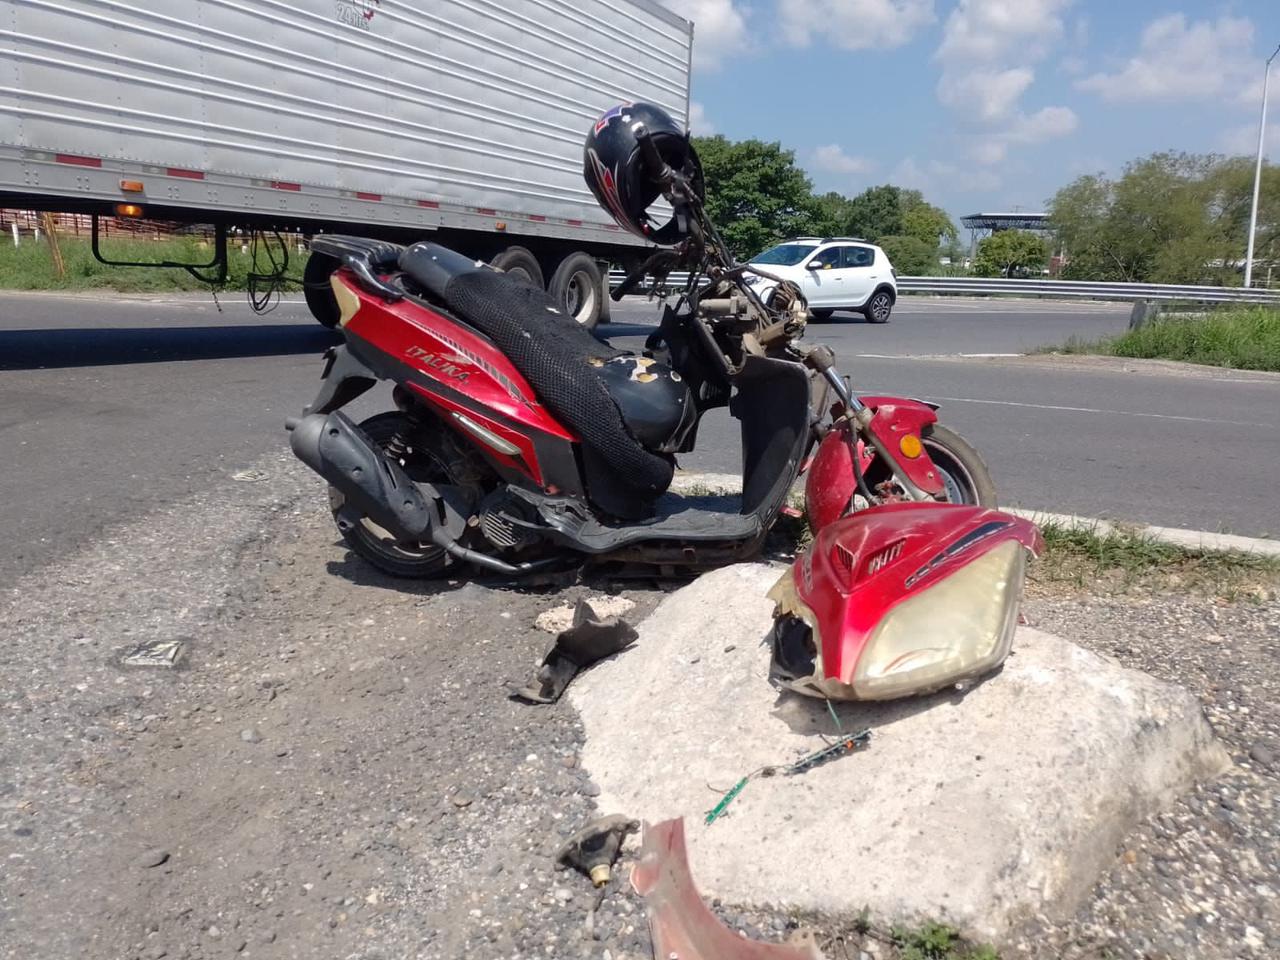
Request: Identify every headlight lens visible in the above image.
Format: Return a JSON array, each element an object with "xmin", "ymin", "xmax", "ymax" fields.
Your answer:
[{"xmin": 851, "ymin": 540, "xmax": 1026, "ymax": 699}]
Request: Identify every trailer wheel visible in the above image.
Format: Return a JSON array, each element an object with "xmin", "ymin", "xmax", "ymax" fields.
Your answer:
[
  {"xmin": 549, "ymin": 252, "xmax": 602, "ymax": 329},
  {"xmin": 303, "ymin": 251, "xmax": 341, "ymax": 328},
  {"xmin": 489, "ymin": 246, "xmax": 544, "ymax": 288}
]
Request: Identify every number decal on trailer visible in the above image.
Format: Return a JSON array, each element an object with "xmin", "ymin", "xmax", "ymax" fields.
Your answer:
[{"xmin": 335, "ymin": 0, "xmax": 380, "ymax": 31}]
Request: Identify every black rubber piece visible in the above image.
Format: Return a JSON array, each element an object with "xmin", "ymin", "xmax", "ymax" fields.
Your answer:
[
  {"xmin": 302, "ymin": 251, "xmax": 341, "ymax": 328},
  {"xmin": 489, "ymin": 245, "xmax": 544, "ymax": 288}
]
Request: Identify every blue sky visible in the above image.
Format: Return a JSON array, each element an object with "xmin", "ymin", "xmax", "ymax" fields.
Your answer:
[{"xmin": 664, "ymin": 0, "xmax": 1280, "ymax": 223}]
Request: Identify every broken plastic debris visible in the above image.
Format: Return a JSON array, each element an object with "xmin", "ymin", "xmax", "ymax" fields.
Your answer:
[
  {"xmin": 631, "ymin": 818, "xmax": 825, "ymax": 960},
  {"xmin": 556, "ymin": 814, "xmax": 639, "ymax": 887},
  {"xmin": 513, "ymin": 600, "xmax": 637, "ymax": 704},
  {"xmin": 122, "ymin": 639, "xmax": 185, "ymax": 668},
  {"xmin": 231, "ymin": 468, "xmax": 269, "ymax": 482}
]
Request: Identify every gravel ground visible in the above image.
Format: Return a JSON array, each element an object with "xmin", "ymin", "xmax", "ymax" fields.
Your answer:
[
  {"xmin": 1002, "ymin": 586, "xmax": 1280, "ymax": 960},
  {"xmin": 2, "ymin": 455, "xmax": 1275, "ymax": 959}
]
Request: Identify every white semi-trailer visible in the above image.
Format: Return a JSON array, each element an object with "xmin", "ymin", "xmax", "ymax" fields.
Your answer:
[{"xmin": 0, "ymin": 0, "xmax": 692, "ymax": 326}]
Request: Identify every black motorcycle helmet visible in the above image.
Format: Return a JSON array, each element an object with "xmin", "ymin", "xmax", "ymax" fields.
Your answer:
[{"xmin": 583, "ymin": 102, "xmax": 704, "ymax": 245}]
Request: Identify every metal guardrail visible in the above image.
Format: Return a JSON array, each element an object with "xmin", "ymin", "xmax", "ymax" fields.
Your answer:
[
  {"xmin": 894, "ymin": 276, "xmax": 1280, "ymax": 304},
  {"xmin": 607, "ymin": 271, "xmax": 1280, "ymax": 305}
]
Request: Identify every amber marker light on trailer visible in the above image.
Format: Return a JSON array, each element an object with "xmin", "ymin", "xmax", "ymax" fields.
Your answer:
[
  {"xmin": 115, "ymin": 203, "xmax": 144, "ymax": 218},
  {"xmin": 119, "ymin": 180, "xmax": 145, "ymax": 193}
]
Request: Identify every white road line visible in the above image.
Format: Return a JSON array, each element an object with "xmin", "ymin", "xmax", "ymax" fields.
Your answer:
[
  {"xmin": 927, "ymin": 394, "xmax": 1276, "ymax": 429},
  {"xmin": 854, "ymin": 352, "xmax": 1023, "ymax": 359}
]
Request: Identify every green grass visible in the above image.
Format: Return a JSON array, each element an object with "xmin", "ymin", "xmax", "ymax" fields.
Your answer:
[
  {"xmin": 1033, "ymin": 520, "xmax": 1280, "ymax": 599},
  {"xmin": 890, "ymin": 921, "xmax": 999, "ymax": 960},
  {"xmin": 1051, "ymin": 307, "xmax": 1280, "ymax": 372},
  {"xmin": 791, "ymin": 909, "xmax": 1000, "ymax": 960},
  {"xmin": 0, "ymin": 234, "xmax": 300, "ymax": 292}
]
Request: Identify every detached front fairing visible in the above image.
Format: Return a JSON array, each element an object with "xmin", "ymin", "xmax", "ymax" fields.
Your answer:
[{"xmin": 769, "ymin": 503, "xmax": 1043, "ymax": 701}]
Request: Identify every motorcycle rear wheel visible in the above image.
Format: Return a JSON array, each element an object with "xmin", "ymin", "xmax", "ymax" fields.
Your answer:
[{"xmin": 328, "ymin": 411, "xmax": 494, "ymax": 578}]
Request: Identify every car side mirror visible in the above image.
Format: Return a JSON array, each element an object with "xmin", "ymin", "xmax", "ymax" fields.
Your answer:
[{"xmin": 805, "ymin": 261, "xmax": 825, "ymax": 270}]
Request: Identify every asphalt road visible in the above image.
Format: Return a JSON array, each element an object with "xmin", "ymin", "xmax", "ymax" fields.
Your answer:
[{"xmin": 2, "ymin": 290, "xmax": 1277, "ymax": 581}]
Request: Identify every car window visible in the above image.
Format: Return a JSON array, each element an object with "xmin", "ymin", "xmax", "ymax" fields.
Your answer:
[
  {"xmin": 753, "ymin": 243, "xmax": 819, "ymax": 266},
  {"xmin": 807, "ymin": 246, "xmax": 842, "ymax": 270},
  {"xmin": 842, "ymin": 245, "xmax": 876, "ymax": 269}
]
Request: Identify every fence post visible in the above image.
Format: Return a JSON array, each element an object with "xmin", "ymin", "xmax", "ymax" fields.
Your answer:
[
  {"xmin": 10, "ymin": 222, "xmax": 18, "ymax": 247},
  {"xmin": 41, "ymin": 212, "xmax": 66, "ymax": 278},
  {"xmin": 1129, "ymin": 300, "xmax": 1161, "ymax": 330}
]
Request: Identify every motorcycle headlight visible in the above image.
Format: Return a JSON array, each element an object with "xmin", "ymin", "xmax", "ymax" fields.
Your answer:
[{"xmin": 851, "ymin": 540, "xmax": 1026, "ymax": 699}]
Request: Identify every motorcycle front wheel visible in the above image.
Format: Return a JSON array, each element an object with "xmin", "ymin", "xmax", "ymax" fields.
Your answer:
[
  {"xmin": 328, "ymin": 411, "xmax": 494, "ymax": 578},
  {"xmin": 866, "ymin": 423, "xmax": 997, "ymax": 507}
]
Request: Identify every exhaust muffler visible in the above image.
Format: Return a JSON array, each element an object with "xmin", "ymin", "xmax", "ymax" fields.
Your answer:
[{"xmin": 286, "ymin": 411, "xmax": 433, "ymax": 542}]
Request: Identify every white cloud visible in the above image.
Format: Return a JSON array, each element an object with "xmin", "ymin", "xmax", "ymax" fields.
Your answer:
[
  {"xmin": 661, "ymin": 0, "xmax": 749, "ymax": 71},
  {"xmin": 1220, "ymin": 121, "xmax": 1280, "ymax": 157},
  {"xmin": 688, "ymin": 100, "xmax": 716, "ymax": 135},
  {"xmin": 1077, "ymin": 14, "xmax": 1256, "ymax": 103},
  {"xmin": 962, "ymin": 106, "xmax": 1078, "ymax": 169},
  {"xmin": 811, "ymin": 144, "xmax": 874, "ymax": 176},
  {"xmin": 779, "ymin": 0, "xmax": 935, "ymax": 52},
  {"xmin": 932, "ymin": 0, "xmax": 1077, "ymax": 162},
  {"xmin": 938, "ymin": 67, "xmax": 1034, "ymax": 122},
  {"xmin": 937, "ymin": 0, "xmax": 1073, "ymax": 64},
  {"xmin": 891, "ymin": 156, "xmax": 1001, "ymax": 194},
  {"xmin": 1008, "ymin": 105, "xmax": 1078, "ymax": 143}
]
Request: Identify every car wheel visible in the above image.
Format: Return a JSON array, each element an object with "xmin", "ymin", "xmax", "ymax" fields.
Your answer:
[
  {"xmin": 864, "ymin": 290, "xmax": 894, "ymax": 324},
  {"xmin": 809, "ymin": 308, "xmax": 834, "ymax": 322}
]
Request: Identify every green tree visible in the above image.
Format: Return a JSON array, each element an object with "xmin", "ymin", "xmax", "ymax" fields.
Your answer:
[
  {"xmin": 844, "ymin": 184, "xmax": 903, "ymax": 241},
  {"xmin": 691, "ymin": 135, "xmax": 819, "ymax": 259},
  {"xmin": 973, "ymin": 230, "xmax": 1049, "ymax": 278},
  {"xmin": 1048, "ymin": 152, "xmax": 1280, "ymax": 284},
  {"xmin": 900, "ymin": 189, "xmax": 959, "ymax": 247},
  {"xmin": 878, "ymin": 235, "xmax": 939, "ymax": 275}
]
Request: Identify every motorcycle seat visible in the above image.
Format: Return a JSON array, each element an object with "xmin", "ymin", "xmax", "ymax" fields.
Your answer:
[{"xmin": 398, "ymin": 241, "xmax": 679, "ymax": 518}]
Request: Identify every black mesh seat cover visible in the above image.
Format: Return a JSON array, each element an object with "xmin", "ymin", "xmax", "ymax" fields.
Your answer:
[{"xmin": 440, "ymin": 269, "xmax": 675, "ymax": 509}]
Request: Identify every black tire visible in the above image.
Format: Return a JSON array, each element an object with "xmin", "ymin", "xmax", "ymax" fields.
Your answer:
[
  {"xmin": 862, "ymin": 423, "xmax": 996, "ymax": 507},
  {"xmin": 863, "ymin": 288, "xmax": 894, "ymax": 324},
  {"xmin": 489, "ymin": 246, "xmax": 544, "ymax": 288},
  {"xmin": 329, "ymin": 412, "xmax": 494, "ymax": 578},
  {"xmin": 548, "ymin": 252, "xmax": 603, "ymax": 329},
  {"xmin": 809, "ymin": 308, "xmax": 834, "ymax": 322},
  {"xmin": 303, "ymin": 251, "xmax": 341, "ymax": 328},
  {"xmin": 920, "ymin": 424, "xmax": 997, "ymax": 506}
]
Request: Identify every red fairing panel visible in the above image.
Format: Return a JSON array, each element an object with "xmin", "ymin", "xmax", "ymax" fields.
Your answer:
[
  {"xmin": 784, "ymin": 503, "xmax": 1043, "ymax": 688},
  {"xmin": 408, "ymin": 385, "xmax": 548, "ymax": 486},
  {"xmin": 860, "ymin": 398, "xmax": 943, "ymax": 498},
  {"xmin": 804, "ymin": 396, "xmax": 943, "ymax": 533},
  {"xmin": 804, "ymin": 427, "xmax": 871, "ymax": 535},
  {"xmin": 339, "ymin": 276, "xmax": 576, "ymax": 442},
  {"xmin": 631, "ymin": 818, "xmax": 824, "ymax": 960}
]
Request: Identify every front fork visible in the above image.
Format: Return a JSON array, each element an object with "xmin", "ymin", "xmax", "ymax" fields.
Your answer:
[{"xmin": 806, "ymin": 345, "xmax": 938, "ymax": 503}]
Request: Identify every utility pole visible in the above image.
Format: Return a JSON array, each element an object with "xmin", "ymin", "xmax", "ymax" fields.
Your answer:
[{"xmin": 1245, "ymin": 44, "xmax": 1280, "ymax": 288}]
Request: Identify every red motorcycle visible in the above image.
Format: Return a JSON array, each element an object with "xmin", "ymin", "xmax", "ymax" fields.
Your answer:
[{"xmin": 287, "ymin": 102, "xmax": 994, "ymax": 578}]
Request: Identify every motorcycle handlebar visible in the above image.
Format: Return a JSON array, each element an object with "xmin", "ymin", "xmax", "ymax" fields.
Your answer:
[{"xmin": 632, "ymin": 122, "xmax": 675, "ymax": 186}]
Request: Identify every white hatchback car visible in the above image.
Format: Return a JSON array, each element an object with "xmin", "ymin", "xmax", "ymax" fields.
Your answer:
[{"xmin": 747, "ymin": 238, "xmax": 897, "ymax": 323}]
